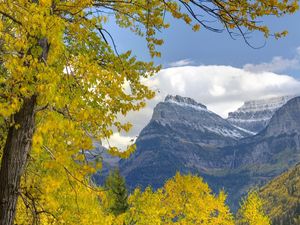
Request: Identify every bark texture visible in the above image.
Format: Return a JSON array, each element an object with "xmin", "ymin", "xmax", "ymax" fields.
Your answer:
[{"xmin": 0, "ymin": 95, "xmax": 37, "ymax": 225}]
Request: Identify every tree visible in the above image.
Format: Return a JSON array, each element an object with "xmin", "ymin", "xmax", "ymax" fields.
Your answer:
[
  {"xmin": 15, "ymin": 153, "xmax": 114, "ymax": 225},
  {"xmin": 104, "ymin": 168, "xmax": 129, "ymax": 216},
  {"xmin": 0, "ymin": 0, "xmax": 298, "ymax": 224},
  {"xmin": 126, "ymin": 173, "xmax": 234, "ymax": 225},
  {"xmin": 236, "ymin": 191, "xmax": 271, "ymax": 225}
]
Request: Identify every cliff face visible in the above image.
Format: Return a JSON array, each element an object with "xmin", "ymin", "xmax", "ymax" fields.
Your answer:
[
  {"xmin": 227, "ymin": 96, "xmax": 293, "ymax": 133},
  {"xmin": 264, "ymin": 97, "xmax": 300, "ymax": 137}
]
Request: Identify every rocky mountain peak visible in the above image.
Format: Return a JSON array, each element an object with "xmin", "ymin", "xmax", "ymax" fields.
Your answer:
[
  {"xmin": 235, "ymin": 96, "xmax": 293, "ymax": 113},
  {"xmin": 141, "ymin": 94, "xmax": 251, "ymax": 151},
  {"xmin": 164, "ymin": 95, "xmax": 207, "ymax": 110},
  {"xmin": 227, "ymin": 95, "xmax": 294, "ymax": 133}
]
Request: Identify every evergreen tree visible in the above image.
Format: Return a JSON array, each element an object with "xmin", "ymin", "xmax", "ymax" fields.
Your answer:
[{"xmin": 104, "ymin": 168, "xmax": 129, "ymax": 216}]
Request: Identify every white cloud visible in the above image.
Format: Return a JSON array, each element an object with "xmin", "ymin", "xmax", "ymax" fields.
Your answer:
[
  {"xmin": 152, "ymin": 65, "xmax": 300, "ymax": 116},
  {"xmin": 109, "ymin": 64, "xmax": 300, "ymax": 148},
  {"xmin": 243, "ymin": 47, "xmax": 300, "ymax": 73},
  {"xmin": 169, "ymin": 59, "xmax": 194, "ymax": 67},
  {"xmin": 103, "ymin": 132, "xmax": 136, "ymax": 150}
]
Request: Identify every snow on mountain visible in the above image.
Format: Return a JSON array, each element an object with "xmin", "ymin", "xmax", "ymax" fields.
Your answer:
[
  {"xmin": 147, "ymin": 95, "xmax": 251, "ymax": 148},
  {"xmin": 234, "ymin": 96, "xmax": 293, "ymax": 112},
  {"xmin": 227, "ymin": 96, "xmax": 294, "ymax": 133},
  {"xmin": 164, "ymin": 95, "xmax": 209, "ymax": 112},
  {"xmin": 203, "ymin": 126, "xmax": 244, "ymax": 138}
]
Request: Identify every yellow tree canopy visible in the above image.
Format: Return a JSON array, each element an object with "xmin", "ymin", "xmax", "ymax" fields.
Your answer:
[
  {"xmin": 124, "ymin": 173, "xmax": 234, "ymax": 225},
  {"xmin": 16, "ymin": 153, "xmax": 114, "ymax": 225},
  {"xmin": 236, "ymin": 191, "xmax": 271, "ymax": 225}
]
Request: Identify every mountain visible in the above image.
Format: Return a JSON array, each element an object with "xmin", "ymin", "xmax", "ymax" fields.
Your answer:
[
  {"xmin": 232, "ymin": 96, "xmax": 300, "ymax": 169},
  {"xmin": 120, "ymin": 95, "xmax": 251, "ymax": 190},
  {"xmin": 148, "ymin": 95, "xmax": 251, "ymax": 146},
  {"xmin": 217, "ymin": 96, "xmax": 300, "ymax": 207},
  {"xmin": 259, "ymin": 163, "xmax": 300, "ymax": 225},
  {"xmin": 227, "ymin": 96, "xmax": 293, "ymax": 133},
  {"xmin": 119, "ymin": 95, "xmax": 300, "ymax": 210}
]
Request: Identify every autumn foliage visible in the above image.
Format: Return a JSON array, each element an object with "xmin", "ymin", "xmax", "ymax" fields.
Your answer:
[
  {"xmin": 0, "ymin": 0, "xmax": 298, "ymax": 224},
  {"xmin": 16, "ymin": 172, "xmax": 271, "ymax": 225}
]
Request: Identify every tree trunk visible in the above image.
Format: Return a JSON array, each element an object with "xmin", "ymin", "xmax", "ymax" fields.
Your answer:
[{"xmin": 0, "ymin": 95, "xmax": 37, "ymax": 225}]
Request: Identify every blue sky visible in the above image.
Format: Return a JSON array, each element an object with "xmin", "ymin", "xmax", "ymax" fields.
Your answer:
[
  {"xmin": 103, "ymin": 10, "xmax": 300, "ymax": 149},
  {"xmin": 106, "ymin": 10, "xmax": 300, "ymax": 78}
]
